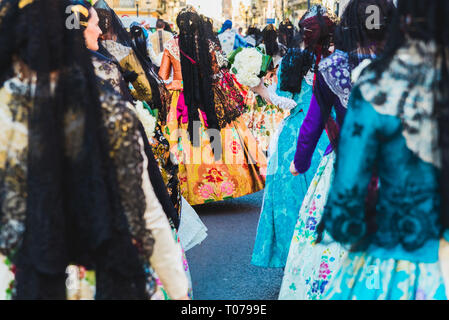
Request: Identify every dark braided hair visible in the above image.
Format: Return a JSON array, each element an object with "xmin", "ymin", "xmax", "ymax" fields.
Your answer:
[
  {"xmin": 278, "ymin": 19, "xmax": 295, "ymax": 48},
  {"xmin": 280, "ymin": 5, "xmax": 335, "ymax": 94},
  {"xmin": 335, "ymin": 0, "xmax": 396, "ymax": 62},
  {"xmin": 177, "ymin": 7, "xmax": 219, "ymax": 147}
]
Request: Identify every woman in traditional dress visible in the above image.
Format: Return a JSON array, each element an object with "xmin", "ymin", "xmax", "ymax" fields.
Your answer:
[
  {"xmin": 78, "ymin": 0, "xmax": 196, "ymax": 300},
  {"xmin": 0, "ymin": 0, "xmax": 188, "ymax": 300},
  {"xmin": 279, "ymin": 0, "xmax": 395, "ymax": 300},
  {"xmin": 240, "ymin": 24, "xmax": 290, "ymax": 155},
  {"xmin": 251, "ymin": 5, "xmax": 334, "ymax": 269},
  {"xmin": 158, "ymin": 7, "xmax": 267, "ymax": 206},
  {"xmin": 218, "ymin": 19, "xmax": 252, "ymax": 57},
  {"xmin": 320, "ymin": 0, "xmax": 449, "ymax": 300},
  {"xmin": 94, "ymin": 0, "xmax": 181, "ymax": 225}
]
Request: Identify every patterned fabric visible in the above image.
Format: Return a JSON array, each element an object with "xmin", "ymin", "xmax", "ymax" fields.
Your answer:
[
  {"xmin": 91, "ymin": 54, "xmax": 124, "ymax": 94},
  {"xmin": 212, "ymin": 66, "xmax": 246, "ymax": 129},
  {"xmin": 65, "ymin": 226, "xmax": 194, "ymax": 301},
  {"xmin": 279, "ymin": 153, "xmax": 347, "ymax": 300},
  {"xmin": 164, "ymin": 90, "xmax": 267, "ymax": 206},
  {"xmin": 241, "ymin": 74, "xmax": 288, "ymax": 154},
  {"xmin": 101, "ymin": 39, "xmax": 131, "ymax": 61},
  {"xmin": 161, "ymin": 38, "xmax": 267, "ymax": 205},
  {"xmin": 324, "ymin": 252, "xmax": 447, "ymax": 300},
  {"xmin": 319, "ymin": 39, "xmax": 448, "ymax": 300},
  {"xmin": 164, "ymin": 37, "xmax": 180, "ymax": 62},
  {"xmin": 251, "ymin": 75, "xmax": 329, "ymax": 268},
  {"xmin": 0, "ymin": 75, "xmax": 29, "ymax": 257},
  {"xmin": 321, "ymin": 80, "xmax": 443, "ymax": 256},
  {"xmin": 318, "ymin": 50, "xmax": 352, "ymax": 108}
]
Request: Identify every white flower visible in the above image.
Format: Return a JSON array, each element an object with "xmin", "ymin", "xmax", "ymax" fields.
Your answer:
[
  {"xmin": 351, "ymin": 59, "xmax": 372, "ymax": 84},
  {"xmin": 134, "ymin": 101, "xmax": 157, "ymax": 139},
  {"xmin": 231, "ymin": 48, "xmax": 263, "ymax": 87}
]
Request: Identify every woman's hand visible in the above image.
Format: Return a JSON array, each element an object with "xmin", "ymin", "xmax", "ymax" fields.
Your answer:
[
  {"xmin": 290, "ymin": 161, "xmax": 299, "ymax": 176},
  {"xmin": 250, "ymin": 78, "xmax": 274, "ymax": 105}
]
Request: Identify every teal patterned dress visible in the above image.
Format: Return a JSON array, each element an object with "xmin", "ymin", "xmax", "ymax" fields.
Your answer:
[
  {"xmin": 251, "ymin": 64, "xmax": 329, "ymax": 268},
  {"xmin": 321, "ymin": 40, "xmax": 449, "ymax": 300}
]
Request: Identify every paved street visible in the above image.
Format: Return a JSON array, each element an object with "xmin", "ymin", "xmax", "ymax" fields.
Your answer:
[{"xmin": 186, "ymin": 191, "xmax": 284, "ymax": 300}]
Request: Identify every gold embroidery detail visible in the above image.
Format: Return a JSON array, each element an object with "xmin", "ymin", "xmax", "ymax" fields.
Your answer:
[
  {"xmin": 18, "ymin": 0, "xmax": 34, "ymax": 9},
  {"xmin": 71, "ymin": 4, "xmax": 89, "ymax": 18}
]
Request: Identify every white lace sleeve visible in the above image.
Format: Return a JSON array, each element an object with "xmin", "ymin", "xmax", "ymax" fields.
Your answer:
[
  {"xmin": 267, "ymin": 83, "xmax": 297, "ymax": 110},
  {"xmin": 139, "ymin": 137, "xmax": 188, "ymax": 299}
]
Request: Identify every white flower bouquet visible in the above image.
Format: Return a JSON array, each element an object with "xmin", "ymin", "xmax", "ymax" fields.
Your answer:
[{"xmin": 134, "ymin": 101, "xmax": 157, "ymax": 139}]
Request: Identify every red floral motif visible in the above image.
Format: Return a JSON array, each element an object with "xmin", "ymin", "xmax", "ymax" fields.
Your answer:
[
  {"xmin": 230, "ymin": 140, "xmax": 242, "ymax": 154},
  {"xmin": 318, "ymin": 262, "xmax": 331, "ymax": 280},
  {"xmin": 204, "ymin": 168, "xmax": 224, "ymax": 183}
]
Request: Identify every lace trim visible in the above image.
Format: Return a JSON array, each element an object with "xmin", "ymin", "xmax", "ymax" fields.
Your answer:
[
  {"xmin": 357, "ymin": 39, "xmax": 441, "ymax": 168},
  {"xmin": 91, "ymin": 56, "xmax": 123, "ymax": 95},
  {"xmin": 164, "ymin": 38, "xmax": 180, "ymax": 62},
  {"xmin": 101, "ymin": 40, "xmax": 132, "ymax": 62},
  {"xmin": 318, "ymin": 50, "xmax": 352, "ymax": 108}
]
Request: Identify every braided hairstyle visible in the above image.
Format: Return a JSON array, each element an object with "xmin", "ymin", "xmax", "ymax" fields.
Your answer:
[
  {"xmin": 280, "ymin": 5, "xmax": 335, "ymax": 94},
  {"xmin": 262, "ymin": 24, "xmax": 279, "ymax": 57},
  {"xmin": 177, "ymin": 7, "xmax": 219, "ymax": 146},
  {"xmin": 335, "ymin": 0, "xmax": 396, "ymax": 62},
  {"xmin": 362, "ymin": 0, "xmax": 449, "ymax": 238}
]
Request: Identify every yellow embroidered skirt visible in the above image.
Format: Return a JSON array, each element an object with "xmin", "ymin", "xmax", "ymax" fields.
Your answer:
[{"xmin": 164, "ymin": 90, "xmax": 267, "ymax": 206}]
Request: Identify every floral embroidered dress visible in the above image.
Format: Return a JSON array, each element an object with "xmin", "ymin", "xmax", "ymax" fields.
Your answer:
[
  {"xmin": 251, "ymin": 63, "xmax": 329, "ymax": 268},
  {"xmin": 159, "ymin": 37, "xmax": 267, "ymax": 206},
  {"xmin": 279, "ymin": 50, "xmax": 370, "ymax": 300},
  {"xmin": 239, "ymin": 45, "xmax": 289, "ymax": 155},
  {"xmin": 321, "ymin": 40, "xmax": 449, "ymax": 300}
]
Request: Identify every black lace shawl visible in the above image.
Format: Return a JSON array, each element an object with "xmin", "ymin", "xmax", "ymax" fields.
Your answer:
[
  {"xmin": 177, "ymin": 8, "xmax": 220, "ymax": 147},
  {"xmin": 0, "ymin": 0, "xmax": 153, "ymax": 299},
  {"xmin": 92, "ymin": 41, "xmax": 180, "ymax": 231},
  {"xmin": 94, "ymin": 0, "xmax": 169, "ymax": 124}
]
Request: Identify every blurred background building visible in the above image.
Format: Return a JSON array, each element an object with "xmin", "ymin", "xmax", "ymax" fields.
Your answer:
[{"xmin": 104, "ymin": 0, "xmax": 352, "ymax": 30}]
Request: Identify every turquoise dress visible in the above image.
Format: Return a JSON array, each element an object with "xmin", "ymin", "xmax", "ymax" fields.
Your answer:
[
  {"xmin": 321, "ymin": 41, "xmax": 449, "ymax": 299},
  {"xmin": 251, "ymin": 65, "xmax": 329, "ymax": 268}
]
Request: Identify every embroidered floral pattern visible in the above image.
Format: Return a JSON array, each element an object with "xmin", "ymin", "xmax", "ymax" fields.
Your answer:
[
  {"xmin": 318, "ymin": 50, "xmax": 353, "ymax": 108},
  {"xmin": 279, "ymin": 153, "xmax": 347, "ymax": 300}
]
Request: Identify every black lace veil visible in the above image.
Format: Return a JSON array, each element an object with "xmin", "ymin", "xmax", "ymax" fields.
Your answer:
[
  {"xmin": 0, "ymin": 0, "xmax": 152, "ymax": 299},
  {"xmin": 279, "ymin": 5, "xmax": 335, "ymax": 94},
  {"xmin": 93, "ymin": 0, "xmax": 179, "ymax": 229},
  {"xmin": 94, "ymin": 0, "xmax": 168, "ymax": 122},
  {"xmin": 177, "ymin": 7, "xmax": 219, "ymax": 147}
]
